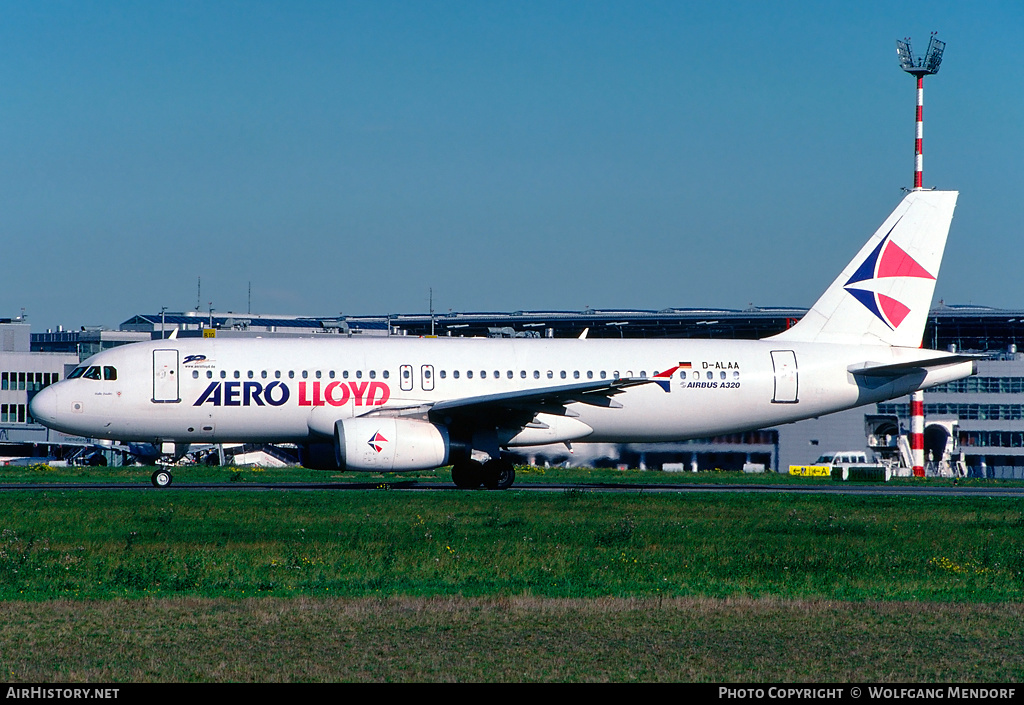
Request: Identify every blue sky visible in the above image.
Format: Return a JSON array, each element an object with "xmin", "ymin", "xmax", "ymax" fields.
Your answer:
[{"xmin": 1, "ymin": 1, "xmax": 1021, "ymax": 330}]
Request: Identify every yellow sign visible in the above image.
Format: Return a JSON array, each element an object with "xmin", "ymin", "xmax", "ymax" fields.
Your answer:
[
  {"xmin": 789, "ymin": 465, "xmax": 831, "ymax": 477},
  {"xmin": 203, "ymin": 328, "xmax": 216, "ymax": 338}
]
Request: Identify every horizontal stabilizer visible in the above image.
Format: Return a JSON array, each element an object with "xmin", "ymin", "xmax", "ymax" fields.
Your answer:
[{"xmin": 848, "ymin": 354, "xmax": 983, "ymax": 378}]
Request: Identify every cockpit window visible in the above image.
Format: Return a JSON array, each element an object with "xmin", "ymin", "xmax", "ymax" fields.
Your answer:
[
  {"xmin": 68, "ymin": 367, "xmax": 86, "ymax": 379},
  {"xmin": 103, "ymin": 366, "xmax": 117, "ymax": 381},
  {"xmin": 83, "ymin": 366, "xmax": 101, "ymax": 380}
]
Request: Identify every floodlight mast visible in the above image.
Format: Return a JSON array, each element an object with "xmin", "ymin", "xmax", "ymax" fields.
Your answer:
[
  {"xmin": 896, "ymin": 34, "xmax": 945, "ymax": 480},
  {"xmin": 897, "ymin": 34, "xmax": 945, "ymax": 190}
]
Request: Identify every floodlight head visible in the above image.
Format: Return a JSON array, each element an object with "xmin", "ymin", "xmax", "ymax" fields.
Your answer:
[
  {"xmin": 896, "ymin": 39, "xmax": 916, "ymax": 72},
  {"xmin": 896, "ymin": 35, "xmax": 944, "ymax": 76},
  {"xmin": 923, "ymin": 35, "xmax": 945, "ymax": 74}
]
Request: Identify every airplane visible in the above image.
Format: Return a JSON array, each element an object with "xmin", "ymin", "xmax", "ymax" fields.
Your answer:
[{"xmin": 30, "ymin": 189, "xmax": 977, "ymax": 489}]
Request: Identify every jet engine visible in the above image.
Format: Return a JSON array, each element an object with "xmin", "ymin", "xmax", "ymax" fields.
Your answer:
[{"xmin": 333, "ymin": 417, "xmax": 451, "ymax": 471}]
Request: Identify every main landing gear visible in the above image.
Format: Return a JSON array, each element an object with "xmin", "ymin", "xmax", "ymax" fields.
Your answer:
[{"xmin": 451, "ymin": 458, "xmax": 516, "ymax": 490}]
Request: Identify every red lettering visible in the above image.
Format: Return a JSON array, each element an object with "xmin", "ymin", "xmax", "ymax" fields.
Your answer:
[
  {"xmin": 349, "ymin": 381, "xmax": 368, "ymax": 406},
  {"xmin": 367, "ymin": 381, "xmax": 390, "ymax": 405},
  {"xmin": 324, "ymin": 381, "xmax": 350, "ymax": 406},
  {"xmin": 276, "ymin": 380, "xmax": 390, "ymax": 407}
]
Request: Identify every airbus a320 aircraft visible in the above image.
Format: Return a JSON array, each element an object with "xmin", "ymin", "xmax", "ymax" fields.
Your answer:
[{"xmin": 31, "ymin": 190, "xmax": 976, "ymax": 489}]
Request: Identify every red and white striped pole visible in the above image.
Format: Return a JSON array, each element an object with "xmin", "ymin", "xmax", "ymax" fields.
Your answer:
[
  {"xmin": 911, "ymin": 391, "xmax": 925, "ymax": 476},
  {"xmin": 911, "ymin": 76, "xmax": 925, "ymax": 476},
  {"xmin": 897, "ymin": 35, "xmax": 943, "ymax": 478},
  {"xmin": 914, "ymin": 76, "xmax": 924, "ymax": 189}
]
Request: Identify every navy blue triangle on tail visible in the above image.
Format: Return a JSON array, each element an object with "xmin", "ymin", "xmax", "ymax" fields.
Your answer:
[
  {"xmin": 845, "ymin": 237, "xmax": 885, "ymax": 286},
  {"xmin": 846, "ymin": 287, "xmax": 893, "ymax": 329}
]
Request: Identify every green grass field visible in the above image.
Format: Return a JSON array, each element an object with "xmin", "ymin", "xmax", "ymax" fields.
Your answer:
[{"xmin": 0, "ymin": 467, "xmax": 1021, "ymax": 681}]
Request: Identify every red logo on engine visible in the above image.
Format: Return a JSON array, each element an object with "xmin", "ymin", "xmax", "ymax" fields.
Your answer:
[{"xmin": 368, "ymin": 431, "xmax": 388, "ymax": 453}]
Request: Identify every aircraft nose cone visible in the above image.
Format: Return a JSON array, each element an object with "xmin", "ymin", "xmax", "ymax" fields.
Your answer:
[{"xmin": 29, "ymin": 386, "xmax": 58, "ymax": 427}]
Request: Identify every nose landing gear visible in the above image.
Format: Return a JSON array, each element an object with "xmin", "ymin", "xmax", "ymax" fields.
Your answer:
[{"xmin": 151, "ymin": 468, "xmax": 173, "ymax": 488}]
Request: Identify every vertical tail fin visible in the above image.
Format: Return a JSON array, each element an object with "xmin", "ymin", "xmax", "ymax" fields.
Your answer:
[{"xmin": 768, "ymin": 190, "xmax": 958, "ymax": 347}]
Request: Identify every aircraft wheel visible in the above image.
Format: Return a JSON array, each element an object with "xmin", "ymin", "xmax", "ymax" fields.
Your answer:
[
  {"xmin": 151, "ymin": 469, "xmax": 173, "ymax": 488},
  {"xmin": 482, "ymin": 458, "xmax": 515, "ymax": 490},
  {"xmin": 451, "ymin": 460, "xmax": 483, "ymax": 489}
]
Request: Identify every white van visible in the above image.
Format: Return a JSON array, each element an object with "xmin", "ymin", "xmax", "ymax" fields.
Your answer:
[{"xmin": 814, "ymin": 451, "xmax": 871, "ymax": 466}]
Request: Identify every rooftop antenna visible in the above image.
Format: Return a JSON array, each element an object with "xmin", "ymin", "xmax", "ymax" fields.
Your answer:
[
  {"xmin": 896, "ymin": 33, "xmax": 945, "ymax": 189},
  {"xmin": 195, "ymin": 277, "xmax": 201, "ymax": 312},
  {"xmin": 248, "ymin": 281, "xmax": 252, "ymax": 315},
  {"xmin": 897, "ymin": 33, "xmax": 945, "ymax": 480}
]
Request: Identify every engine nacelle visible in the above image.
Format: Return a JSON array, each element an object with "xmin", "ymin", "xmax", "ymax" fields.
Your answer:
[{"xmin": 334, "ymin": 417, "xmax": 450, "ymax": 471}]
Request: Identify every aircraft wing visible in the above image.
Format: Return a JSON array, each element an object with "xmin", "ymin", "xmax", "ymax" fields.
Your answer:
[
  {"xmin": 431, "ymin": 376, "xmax": 655, "ymax": 415},
  {"xmin": 357, "ymin": 375, "xmax": 670, "ymax": 430}
]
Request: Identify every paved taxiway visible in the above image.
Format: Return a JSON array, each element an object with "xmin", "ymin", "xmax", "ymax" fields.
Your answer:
[{"xmin": 0, "ymin": 481, "xmax": 1022, "ymax": 498}]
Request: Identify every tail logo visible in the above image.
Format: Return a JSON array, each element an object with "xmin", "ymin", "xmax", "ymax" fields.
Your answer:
[{"xmin": 843, "ymin": 221, "xmax": 935, "ymax": 330}]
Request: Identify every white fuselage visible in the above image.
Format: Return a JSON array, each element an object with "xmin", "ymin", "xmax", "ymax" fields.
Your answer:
[{"xmin": 29, "ymin": 336, "xmax": 974, "ymax": 448}]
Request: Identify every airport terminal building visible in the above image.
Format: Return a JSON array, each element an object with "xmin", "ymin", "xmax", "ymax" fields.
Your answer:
[{"xmin": 6, "ymin": 305, "xmax": 1024, "ymax": 478}]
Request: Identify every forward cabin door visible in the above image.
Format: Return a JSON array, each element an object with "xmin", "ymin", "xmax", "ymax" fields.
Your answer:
[
  {"xmin": 153, "ymin": 349, "xmax": 180, "ymax": 403},
  {"xmin": 770, "ymin": 350, "xmax": 798, "ymax": 404}
]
